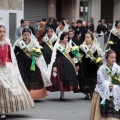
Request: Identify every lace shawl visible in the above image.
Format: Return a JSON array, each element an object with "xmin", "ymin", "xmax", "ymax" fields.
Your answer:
[{"xmin": 95, "ymin": 63, "xmax": 120, "ymax": 111}]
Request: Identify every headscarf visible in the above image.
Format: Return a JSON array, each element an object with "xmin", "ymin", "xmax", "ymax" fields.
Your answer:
[{"xmin": 43, "ymin": 27, "xmax": 57, "ymax": 44}]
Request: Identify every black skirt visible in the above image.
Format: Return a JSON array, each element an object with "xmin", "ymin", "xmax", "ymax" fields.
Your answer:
[
  {"xmin": 42, "ymin": 43, "xmax": 52, "ymax": 65},
  {"xmin": 76, "ymin": 51, "xmax": 98, "ymax": 93},
  {"xmin": 14, "ymin": 46, "xmax": 44, "ymax": 90},
  {"xmin": 100, "ymin": 96, "xmax": 120, "ymax": 119},
  {"xmin": 109, "ymin": 33, "xmax": 120, "ymax": 65}
]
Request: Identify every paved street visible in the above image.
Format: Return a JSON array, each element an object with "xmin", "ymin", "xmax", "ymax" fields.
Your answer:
[{"xmin": 7, "ymin": 92, "xmax": 91, "ymax": 120}]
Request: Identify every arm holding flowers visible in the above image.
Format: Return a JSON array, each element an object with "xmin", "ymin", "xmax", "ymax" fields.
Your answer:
[
  {"xmin": 95, "ymin": 66, "xmax": 111, "ymax": 107},
  {"xmin": 71, "ymin": 45, "xmax": 84, "ymax": 64}
]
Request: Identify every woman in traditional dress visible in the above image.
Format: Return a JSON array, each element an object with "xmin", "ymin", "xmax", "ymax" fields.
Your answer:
[
  {"xmin": 37, "ymin": 22, "xmax": 46, "ymax": 45},
  {"xmin": 0, "ymin": 25, "xmax": 34, "ymax": 120},
  {"xmin": 56, "ymin": 21, "xmax": 69, "ymax": 36},
  {"xmin": 42, "ymin": 27, "xmax": 57, "ymax": 66},
  {"xmin": 68, "ymin": 29, "xmax": 80, "ymax": 48},
  {"xmin": 90, "ymin": 50, "xmax": 120, "ymax": 120},
  {"xmin": 76, "ymin": 32, "xmax": 103, "ymax": 100},
  {"xmin": 106, "ymin": 20, "xmax": 120, "ymax": 65},
  {"xmin": 47, "ymin": 32, "xmax": 78, "ymax": 100},
  {"xmin": 14, "ymin": 27, "xmax": 50, "ymax": 100}
]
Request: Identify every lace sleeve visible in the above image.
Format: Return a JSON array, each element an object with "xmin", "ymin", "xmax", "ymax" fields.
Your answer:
[{"xmin": 95, "ymin": 66, "xmax": 111, "ymax": 100}]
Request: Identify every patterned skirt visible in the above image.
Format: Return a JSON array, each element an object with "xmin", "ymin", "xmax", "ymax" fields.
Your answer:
[
  {"xmin": 0, "ymin": 82, "xmax": 34, "ymax": 114},
  {"xmin": 89, "ymin": 91, "xmax": 120, "ymax": 120}
]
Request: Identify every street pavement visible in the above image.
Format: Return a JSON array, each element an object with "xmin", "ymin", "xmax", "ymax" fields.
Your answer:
[{"xmin": 7, "ymin": 91, "xmax": 91, "ymax": 120}]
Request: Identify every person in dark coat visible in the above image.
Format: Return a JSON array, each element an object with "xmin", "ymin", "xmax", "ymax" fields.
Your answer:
[{"xmin": 75, "ymin": 19, "xmax": 87, "ymax": 45}]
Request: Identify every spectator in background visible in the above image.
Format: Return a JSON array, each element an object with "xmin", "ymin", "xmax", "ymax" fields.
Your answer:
[
  {"xmin": 107, "ymin": 23, "xmax": 112, "ymax": 31},
  {"xmin": 102, "ymin": 19, "xmax": 107, "ymax": 28},
  {"xmin": 37, "ymin": 21, "xmax": 46, "ymax": 45},
  {"xmin": 15, "ymin": 19, "xmax": 26, "ymax": 40},
  {"xmin": 46, "ymin": 17, "xmax": 57, "ymax": 32},
  {"xmin": 52, "ymin": 18, "xmax": 58, "ymax": 32},
  {"xmin": 24, "ymin": 20, "xmax": 35, "ymax": 35},
  {"xmin": 68, "ymin": 29, "xmax": 79, "ymax": 47},
  {"xmin": 64, "ymin": 19, "xmax": 70, "ymax": 29},
  {"xmin": 75, "ymin": 19, "xmax": 87, "ymax": 45},
  {"xmin": 35, "ymin": 20, "xmax": 40, "ymax": 37},
  {"xmin": 96, "ymin": 20, "xmax": 107, "ymax": 34},
  {"xmin": 56, "ymin": 21, "xmax": 68, "ymax": 35},
  {"xmin": 42, "ymin": 18, "xmax": 47, "ymax": 25},
  {"xmin": 71, "ymin": 21, "xmax": 77, "ymax": 31},
  {"xmin": 90, "ymin": 17, "xmax": 95, "ymax": 31},
  {"xmin": 87, "ymin": 21, "xmax": 94, "ymax": 33}
]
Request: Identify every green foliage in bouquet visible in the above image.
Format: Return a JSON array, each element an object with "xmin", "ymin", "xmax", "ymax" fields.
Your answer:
[
  {"xmin": 30, "ymin": 47, "xmax": 42, "ymax": 71},
  {"xmin": 112, "ymin": 72, "xmax": 120, "ymax": 85},
  {"xmin": 105, "ymin": 67, "xmax": 120, "ymax": 85},
  {"xmin": 31, "ymin": 47, "xmax": 42, "ymax": 58},
  {"xmin": 71, "ymin": 46, "xmax": 83, "ymax": 63}
]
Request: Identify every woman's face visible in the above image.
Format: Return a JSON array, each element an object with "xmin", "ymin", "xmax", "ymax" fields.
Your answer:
[
  {"xmin": 22, "ymin": 32, "xmax": 31, "ymax": 43},
  {"xmin": 47, "ymin": 29, "xmax": 53, "ymax": 38},
  {"xmin": 85, "ymin": 34, "xmax": 93, "ymax": 44},
  {"xmin": 59, "ymin": 23, "xmax": 63, "ymax": 28},
  {"xmin": 0, "ymin": 27, "xmax": 6, "ymax": 40},
  {"xmin": 77, "ymin": 23, "xmax": 82, "ymax": 27},
  {"xmin": 117, "ymin": 22, "xmax": 120, "ymax": 28},
  {"xmin": 68, "ymin": 32, "xmax": 74, "ymax": 38},
  {"xmin": 106, "ymin": 53, "xmax": 116, "ymax": 66},
  {"xmin": 88, "ymin": 22, "xmax": 91, "ymax": 27},
  {"xmin": 61, "ymin": 35, "xmax": 68, "ymax": 44}
]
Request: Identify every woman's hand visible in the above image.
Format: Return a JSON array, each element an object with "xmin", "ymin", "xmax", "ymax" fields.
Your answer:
[
  {"xmin": 76, "ymin": 66, "xmax": 79, "ymax": 72},
  {"xmin": 109, "ymin": 84, "xmax": 114, "ymax": 91},
  {"xmin": 53, "ymin": 67, "xmax": 57, "ymax": 72}
]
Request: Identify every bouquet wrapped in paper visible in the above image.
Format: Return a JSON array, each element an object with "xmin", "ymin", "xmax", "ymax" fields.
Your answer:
[
  {"xmin": 31, "ymin": 46, "xmax": 42, "ymax": 58},
  {"xmin": 30, "ymin": 46, "xmax": 43, "ymax": 71},
  {"xmin": 71, "ymin": 46, "xmax": 83, "ymax": 63}
]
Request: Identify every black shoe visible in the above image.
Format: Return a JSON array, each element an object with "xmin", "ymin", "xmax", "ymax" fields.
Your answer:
[
  {"xmin": 85, "ymin": 93, "xmax": 89, "ymax": 100},
  {"xmin": 60, "ymin": 97, "xmax": 66, "ymax": 101},
  {"xmin": 0, "ymin": 117, "xmax": 6, "ymax": 120},
  {"xmin": 90, "ymin": 93, "xmax": 93, "ymax": 98},
  {"xmin": 0, "ymin": 115, "xmax": 6, "ymax": 120}
]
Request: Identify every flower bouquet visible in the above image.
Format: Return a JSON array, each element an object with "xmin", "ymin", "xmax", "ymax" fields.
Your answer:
[
  {"xmin": 71, "ymin": 46, "xmax": 83, "ymax": 63},
  {"xmin": 105, "ymin": 67, "xmax": 120, "ymax": 85},
  {"xmin": 108, "ymin": 40, "xmax": 116, "ymax": 45},
  {"xmin": 30, "ymin": 46, "xmax": 43, "ymax": 71},
  {"xmin": 80, "ymin": 45, "xmax": 103, "ymax": 66},
  {"xmin": 93, "ymin": 55, "xmax": 103, "ymax": 67},
  {"xmin": 31, "ymin": 47, "xmax": 43, "ymax": 58},
  {"xmin": 112, "ymin": 72, "xmax": 120, "ymax": 84}
]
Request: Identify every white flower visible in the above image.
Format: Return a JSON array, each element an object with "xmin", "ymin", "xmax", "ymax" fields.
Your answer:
[{"xmin": 73, "ymin": 57, "xmax": 78, "ymax": 63}]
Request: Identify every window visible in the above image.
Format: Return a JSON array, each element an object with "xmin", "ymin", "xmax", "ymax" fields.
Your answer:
[{"xmin": 79, "ymin": 0, "xmax": 91, "ymax": 21}]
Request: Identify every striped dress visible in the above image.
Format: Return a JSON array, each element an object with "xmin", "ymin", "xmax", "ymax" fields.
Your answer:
[
  {"xmin": 0, "ymin": 41, "xmax": 34, "ymax": 114},
  {"xmin": 0, "ymin": 83, "xmax": 34, "ymax": 114}
]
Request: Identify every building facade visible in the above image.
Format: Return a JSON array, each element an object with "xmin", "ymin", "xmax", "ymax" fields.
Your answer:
[
  {"xmin": 24, "ymin": 0, "xmax": 120, "ymax": 27},
  {"xmin": 0, "ymin": 0, "xmax": 120, "ymax": 43},
  {"xmin": 0, "ymin": 0, "xmax": 23, "ymax": 44}
]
